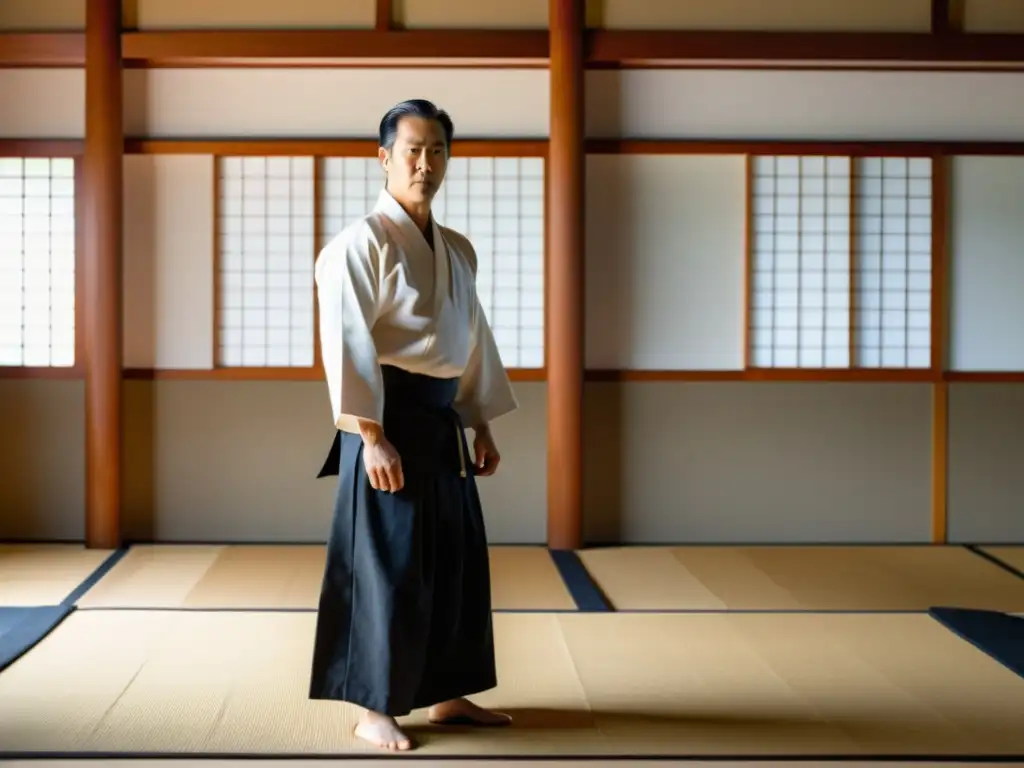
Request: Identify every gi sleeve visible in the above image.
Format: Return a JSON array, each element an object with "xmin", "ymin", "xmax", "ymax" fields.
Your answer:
[
  {"xmin": 454, "ymin": 295, "xmax": 519, "ymax": 429},
  {"xmin": 315, "ymin": 223, "xmax": 385, "ymax": 434}
]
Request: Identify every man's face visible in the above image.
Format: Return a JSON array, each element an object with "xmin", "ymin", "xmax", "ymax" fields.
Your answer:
[{"xmin": 379, "ymin": 116, "xmax": 448, "ymax": 205}]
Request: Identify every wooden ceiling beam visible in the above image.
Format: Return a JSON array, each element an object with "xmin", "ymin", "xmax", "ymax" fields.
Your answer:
[
  {"xmin": 119, "ymin": 29, "xmax": 549, "ymax": 66},
  {"xmin": 587, "ymin": 30, "xmax": 1024, "ymax": 68},
  {"xmin": 111, "ymin": 29, "xmax": 1024, "ymax": 69},
  {"xmin": 3, "ymin": 28, "xmax": 1024, "ymax": 69},
  {"xmin": 0, "ymin": 33, "xmax": 85, "ymax": 66}
]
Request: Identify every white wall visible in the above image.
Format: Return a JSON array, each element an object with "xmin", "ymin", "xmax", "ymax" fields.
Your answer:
[
  {"xmin": 122, "ymin": 154, "xmax": 215, "ymax": 369},
  {"xmin": 947, "ymin": 157, "xmax": 1024, "ymax": 371},
  {"xmin": 121, "ymin": 69, "xmax": 549, "ymax": 138},
  {"xmin": 586, "ymin": 70, "xmax": 1024, "ymax": 141},
  {"xmin": 0, "ymin": 70, "xmax": 84, "ymax": 138},
  {"xmin": 585, "ymin": 154, "xmax": 747, "ymax": 370}
]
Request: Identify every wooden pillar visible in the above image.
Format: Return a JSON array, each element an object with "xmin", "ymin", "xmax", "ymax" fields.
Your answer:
[
  {"xmin": 83, "ymin": 0, "xmax": 123, "ymax": 548},
  {"xmin": 546, "ymin": 0, "xmax": 585, "ymax": 550},
  {"xmin": 931, "ymin": 0, "xmax": 965, "ymax": 34},
  {"xmin": 930, "ymin": 152, "xmax": 949, "ymax": 544}
]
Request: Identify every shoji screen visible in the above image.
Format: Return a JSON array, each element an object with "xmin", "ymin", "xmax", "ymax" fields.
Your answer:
[
  {"xmin": 0, "ymin": 156, "xmax": 76, "ymax": 368},
  {"xmin": 215, "ymin": 156, "xmax": 316, "ymax": 368},
  {"xmin": 748, "ymin": 154, "xmax": 933, "ymax": 370}
]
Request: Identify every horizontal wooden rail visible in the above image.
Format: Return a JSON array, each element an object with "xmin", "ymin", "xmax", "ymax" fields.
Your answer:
[
  {"xmin": 586, "ymin": 29, "xmax": 1024, "ymax": 69},
  {"xmin": 5, "ymin": 138, "xmax": 1024, "ymax": 158},
  {"xmin": 587, "ymin": 369, "xmax": 942, "ymax": 383},
  {"xmin": 8, "ymin": 367, "xmax": 1023, "ymax": 383},
  {"xmin": 943, "ymin": 372, "xmax": 1024, "ymax": 383},
  {"xmin": 0, "ymin": 367, "xmax": 84, "ymax": 380},
  {"xmin": 5, "ymin": 30, "xmax": 1024, "ymax": 69},
  {"xmin": 123, "ymin": 138, "xmax": 548, "ymax": 156},
  {"xmin": 120, "ymin": 367, "xmax": 548, "ymax": 382},
  {"xmin": 0, "ymin": 32, "xmax": 85, "ymax": 66},
  {"xmin": 586, "ymin": 139, "xmax": 1024, "ymax": 156},
  {"xmin": 0, "ymin": 140, "xmax": 85, "ymax": 157},
  {"xmin": 120, "ymin": 29, "xmax": 549, "ymax": 67}
]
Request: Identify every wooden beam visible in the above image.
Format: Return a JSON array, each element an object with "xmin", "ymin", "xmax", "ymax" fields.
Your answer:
[
  {"xmin": 121, "ymin": 367, "xmax": 546, "ymax": 382},
  {"xmin": 83, "ymin": 0, "xmax": 124, "ymax": 549},
  {"xmin": 932, "ymin": 0, "xmax": 966, "ymax": 35},
  {"xmin": 930, "ymin": 152, "xmax": 950, "ymax": 544},
  {"xmin": 5, "ymin": 27, "xmax": 1024, "ymax": 69},
  {"xmin": 585, "ymin": 139, "xmax": 1024, "ymax": 156},
  {"xmin": 932, "ymin": 382, "xmax": 949, "ymax": 543},
  {"xmin": 547, "ymin": 0, "xmax": 585, "ymax": 551},
  {"xmin": 0, "ymin": 140, "xmax": 85, "ymax": 157},
  {"xmin": 945, "ymin": 372, "xmax": 1024, "ymax": 382},
  {"xmin": 376, "ymin": 0, "xmax": 392, "ymax": 31},
  {"xmin": 932, "ymin": 0, "xmax": 952, "ymax": 33},
  {"xmin": 587, "ymin": 30, "xmax": 1024, "ymax": 68},
  {"xmin": 122, "ymin": 138, "xmax": 548, "ymax": 156},
  {"xmin": 0, "ymin": 33, "xmax": 85, "ymax": 66},
  {"xmin": 585, "ymin": 369, "xmax": 938, "ymax": 383},
  {"xmin": 120, "ymin": 29, "xmax": 549, "ymax": 66},
  {"xmin": 108, "ymin": 137, "xmax": 1024, "ymax": 158},
  {"xmin": 20, "ymin": 365, "xmax": 1024, "ymax": 384}
]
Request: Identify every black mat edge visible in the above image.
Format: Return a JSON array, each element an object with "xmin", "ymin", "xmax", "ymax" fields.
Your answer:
[
  {"xmin": 928, "ymin": 605, "xmax": 1024, "ymax": 680},
  {"xmin": 0, "ymin": 604, "xmax": 75, "ymax": 674},
  {"xmin": 60, "ymin": 546, "xmax": 131, "ymax": 606},
  {"xmin": 965, "ymin": 545, "xmax": 1024, "ymax": 582},
  {"xmin": 548, "ymin": 549, "xmax": 613, "ymax": 612}
]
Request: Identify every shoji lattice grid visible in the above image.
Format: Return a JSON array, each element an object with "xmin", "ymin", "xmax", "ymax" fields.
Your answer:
[
  {"xmin": 434, "ymin": 157, "xmax": 545, "ymax": 369},
  {"xmin": 317, "ymin": 157, "xmax": 382, "ymax": 249},
  {"xmin": 0, "ymin": 157, "xmax": 76, "ymax": 367},
  {"xmin": 749, "ymin": 155, "xmax": 852, "ymax": 368},
  {"xmin": 317, "ymin": 156, "xmax": 546, "ymax": 369},
  {"xmin": 217, "ymin": 156, "xmax": 316, "ymax": 367},
  {"xmin": 852, "ymin": 157, "xmax": 933, "ymax": 369}
]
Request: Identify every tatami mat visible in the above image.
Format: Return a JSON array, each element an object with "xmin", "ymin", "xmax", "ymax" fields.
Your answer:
[
  {"xmin": 0, "ymin": 544, "xmax": 113, "ymax": 606},
  {"xmin": 981, "ymin": 546, "xmax": 1024, "ymax": 574},
  {"xmin": 75, "ymin": 545, "xmax": 577, "ymax": 611},
  {"xmin": 1, "ymin": 609, "xmax": 1023, "ymax": 757},
  {"xmin": 577, "ymin": 545, "xmax": 1024, "ymax": 612}
]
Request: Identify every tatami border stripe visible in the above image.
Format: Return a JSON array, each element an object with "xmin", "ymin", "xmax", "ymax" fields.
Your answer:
[
  {"xmin": 0, "ymin": 604, "xmax": 75, "ymax": 674},
  {"xmin": 965, "ymin": 545, "xmax": 1024, "ymax": 582},
  {"xmin": 61, "ymin": 546, "xmax": 131, "ymax": 606},
  {"xmin": 548, "ymin": 549, "xmax": 613, "ymax": 612}
]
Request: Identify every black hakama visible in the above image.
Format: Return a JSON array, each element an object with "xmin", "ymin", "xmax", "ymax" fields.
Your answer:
[{"xmin": 308, "ymin": 364, "xmax": 497, "ymax": 717}]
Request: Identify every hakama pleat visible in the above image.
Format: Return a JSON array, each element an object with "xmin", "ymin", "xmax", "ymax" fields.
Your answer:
[{"xmin": 308, "ymin": 365, "xmax": 497, "ymax": 717}]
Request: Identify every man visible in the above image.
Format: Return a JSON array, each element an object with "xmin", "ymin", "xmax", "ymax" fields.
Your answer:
[{"xmin": 309, "ymin": 99, "xmax": 519, "ymax": 752}]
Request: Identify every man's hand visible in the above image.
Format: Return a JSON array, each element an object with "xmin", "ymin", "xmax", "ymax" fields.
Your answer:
[
  {"xmin": 472, "ymin": 424, "xmax": 501, "ymax": 476},
  {"xmin": 359, "ymin": 419, "xmax": 404, "ymax": 492}
]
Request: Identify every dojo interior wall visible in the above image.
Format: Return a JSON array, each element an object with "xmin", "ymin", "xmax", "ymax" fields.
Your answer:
[{"xmin": 3, "ymin": 0, "xmax": 1024, "ymax": 547}]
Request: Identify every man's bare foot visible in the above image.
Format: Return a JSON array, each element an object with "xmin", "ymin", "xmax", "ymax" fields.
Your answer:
[
  {"xmin": 354, "ymin": 709, "xmax": 413, "ymax": 751},
  {"xmin": 428, "ymin": 697, "xmax": 511, "ymax": 727}
]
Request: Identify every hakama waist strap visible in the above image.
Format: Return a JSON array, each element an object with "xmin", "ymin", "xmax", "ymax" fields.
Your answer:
[{"xmin": 317, "ymin": 365, "xmax": 470, "ymax": 479}]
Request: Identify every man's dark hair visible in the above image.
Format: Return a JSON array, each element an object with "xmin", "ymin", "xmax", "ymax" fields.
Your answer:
[{"xmin": 378, "ymin": 99, "xmax": 454, "ymax": 153}]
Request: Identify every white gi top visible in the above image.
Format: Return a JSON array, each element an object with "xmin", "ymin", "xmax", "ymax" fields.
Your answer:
[{"xmin": 314, "ymin": 189, "xmax": 519, "ymax": 435}]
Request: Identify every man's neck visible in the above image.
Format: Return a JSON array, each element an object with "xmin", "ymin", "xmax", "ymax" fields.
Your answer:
[{"xmin": 392, "ymin": 194, "xmax": 431, "ymax": 232}]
